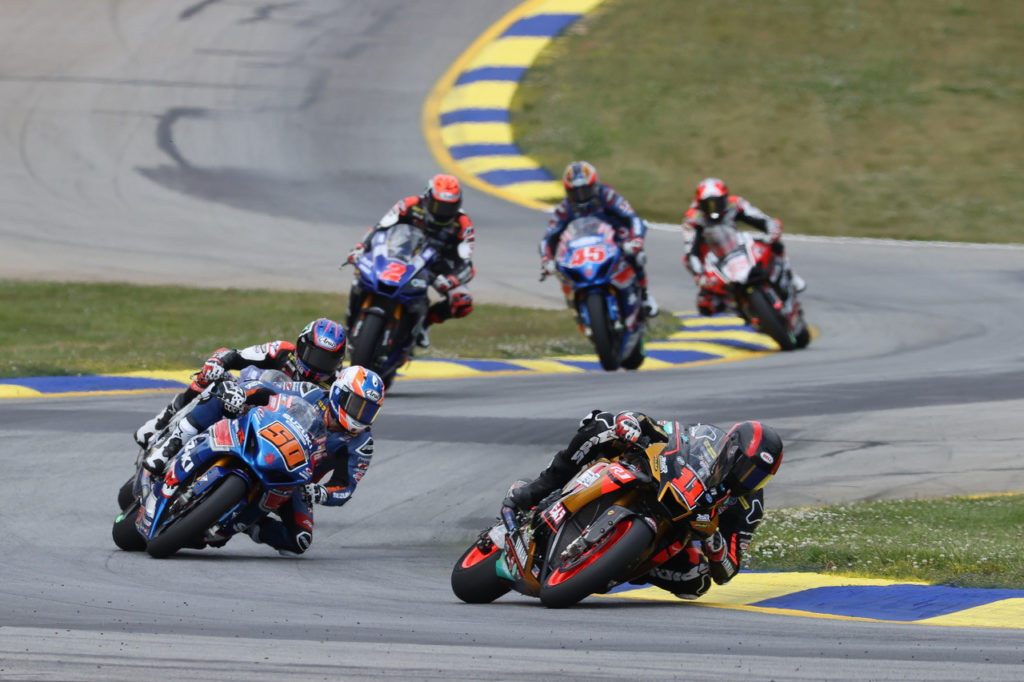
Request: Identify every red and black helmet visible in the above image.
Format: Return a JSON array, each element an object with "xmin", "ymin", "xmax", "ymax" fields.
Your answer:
[
  {"xmin": 717, "ymin": 421, "xmax": 783, "ymax": 495},
  {"xmin": 563, "ymin": 161, "xmax": 600, "ymax": 210},
  {"xmin": 423, "ymin": 174, "xmax": 462, "ymax": 225},
  {"xmin": 695, "ymin": 177, "xmax": 729, "ymax": 224}
]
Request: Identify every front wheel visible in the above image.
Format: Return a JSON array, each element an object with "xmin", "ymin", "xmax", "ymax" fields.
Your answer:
[
  {"xmin": 350, "ymin": 312, "xmax": 387, "ymax": 369},
  {"xmin": 145, "ymin": 475, "xmax": 248, "ymax": 559},
  {"xmin": 117, "ymin": 475, "xmax": 136, "ymax": 511},
  {"xmin": 746, "ymin": 287, "xmax": 796, "ymax": 351},
  {"xmin": 584, "ymin": 292, "xmax": 620, "ymax": 371},
  {"xmin": 539, "ymin": 517, "xmax": 653, "ymax": 608},
  {"xmin": 112, "ymin": 504, "xmax": 146, "ymax": 552},
  {"xmin": 451, "ymin": 539, "xmax": 512, "ymax": 604}
]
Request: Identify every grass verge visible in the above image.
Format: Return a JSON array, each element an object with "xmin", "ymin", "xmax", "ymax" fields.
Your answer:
[
  {"xmin": 0, "ymin": 280, "xmax": 677, "ymax": 377},
  {"xmin": 747, "ymin": 493, "xmax": 1024, "ymax": 588},
  {"xmin": 512, "ymin": 0, "xmax": 1024, "ymax": 243}
]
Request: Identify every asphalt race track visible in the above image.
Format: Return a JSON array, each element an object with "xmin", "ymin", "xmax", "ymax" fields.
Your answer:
[{"xmin": 1, "ymin": 2, "xmax": 1023, "ymax": 680}]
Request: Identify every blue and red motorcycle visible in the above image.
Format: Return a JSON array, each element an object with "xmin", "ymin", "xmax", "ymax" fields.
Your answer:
[
  {"xmin": 112, "ymin": 392, "xmax": 320, "ymax": 558},
  {"xmin": 346, "ymin": 223, "xmax": 439, "ymax": 388},
  {"xmin": 549, "ymin": 216, "xmax": 647, "ymax": 371}
]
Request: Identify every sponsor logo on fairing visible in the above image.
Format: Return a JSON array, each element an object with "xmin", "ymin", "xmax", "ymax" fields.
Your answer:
[{"xmin": 511, "ymin": 536, "xmax": 529, "ymax": 569}]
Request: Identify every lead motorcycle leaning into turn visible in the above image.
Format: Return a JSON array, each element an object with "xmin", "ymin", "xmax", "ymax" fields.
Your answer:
[{"xmin": 452, "ymin": 422, "xmax": 750, "ymax": 608}]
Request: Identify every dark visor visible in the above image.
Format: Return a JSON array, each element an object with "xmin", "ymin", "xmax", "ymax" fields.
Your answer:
[
  {"xmin": 299, "ymin": 343, "xmax": 343, "ymax": 374},
  {"xmin": 730, "ymin": 455, "xmax": 774, "ymax": 493},
  {"xmin": 428, "ymin": 197, "xmax": 459, "ymax": 223},
  {"xmin": 340, "ymin": 390, "xmax": 381, "ymax": 426}
]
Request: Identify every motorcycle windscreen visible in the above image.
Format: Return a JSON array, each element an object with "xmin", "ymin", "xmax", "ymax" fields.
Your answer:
[{"xmin": 703, "ymin": 225, "xmax": 739, "ymax": 258}]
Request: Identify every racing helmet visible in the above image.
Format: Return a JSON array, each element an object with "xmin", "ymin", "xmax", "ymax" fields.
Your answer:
[
  {"xmin": 563, "ymin": 161, "xmax": 600, "ymax": 211},
  {"xmin": 293, "ymin": 318, "xmax": 347, "ymax": 384},
  {"xmin": 328, "ymin": 365, "xmax": 385, "ymax": 434},
  {"xmin": 717, "ymin": 421, "xmax": 783, "ymax": 495},
  {"xmin": 695, "ymin": 177, "xmax": 729, "ymax": 224},
  {"xmin": 423, "ymin": 174, "xmax": 462, "ymax": 225}
]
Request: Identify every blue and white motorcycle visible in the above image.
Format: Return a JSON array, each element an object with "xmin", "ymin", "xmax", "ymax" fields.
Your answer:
[
  {"xmin": 112, "ymin": 391, "xmax": 319, "ymax": 558},
  {"xmin": 551, "ymin": 216, "xmax": 647, "ymax": 371}
]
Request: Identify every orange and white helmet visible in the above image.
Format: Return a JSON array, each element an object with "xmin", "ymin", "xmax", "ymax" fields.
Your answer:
[
  {"xmin": 423, "ymin": 174, "xmax": 462, "ymax": 225},
  {"xmin": 328, "ymin": 365, "xmax": 385, "ymax": 434},
  {"xmin": 695, "ymin": 177, "xmax": 729, "ymax": 223},
  {"xmin": 563, "ymin": 161, "xmax": 600, "ymax": 209}
]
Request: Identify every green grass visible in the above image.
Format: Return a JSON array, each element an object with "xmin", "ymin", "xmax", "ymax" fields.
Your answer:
[
  {"xmin": 512, "ymin": 0, "xmax": 1024, "ymax": 243},
  {"xmin": 747, "ymin": 493, "xmax": 1024, "ymax": 588},
  {"xmin": 0, "ymin": 280, "xmax": 677, "ymax": 377}
]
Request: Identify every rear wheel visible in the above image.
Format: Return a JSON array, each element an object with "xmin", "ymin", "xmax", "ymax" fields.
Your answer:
[
  {"xmin": 539, "ymin": 517, "xmax": 653, "ymax": 608},
  {"xmin": 145, "ymin": 475, "xmax": 247, "ymax": 559},
  {"xmin": 585, "ymin": 292, "xmax": 620, "ymax": 371},
  {"xmin": 747, "ymin": 287, "xmax": 796, "ymax": 350},
  {"xmin": 451, "ymin": 539, "xmax": 512, "ymax": 604},
  {"xmin": 350, "ymin": 313, "xmax": 387, "ymax": 369}
]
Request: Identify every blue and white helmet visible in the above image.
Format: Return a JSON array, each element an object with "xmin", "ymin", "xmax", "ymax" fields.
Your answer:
[{"xmin": 328, "ymin": 365, "xmax": 384, "ymax": 433}]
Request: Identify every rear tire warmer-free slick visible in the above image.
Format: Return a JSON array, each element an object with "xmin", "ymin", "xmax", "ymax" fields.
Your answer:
[
  {"xmin": 585, "ymin": 292, "xmax": 620, "ymax": 371},
  {"xmin": 145, "ymin": 475, "xmax": 248, "ymax": 558},
  {"xmin": 451, "ymin": 542, "xmax": 512, "ymax": 603},
  {"xmin": 746, "ymin": 287, "xmax": 796, "ymax": 351},
  {"xmin": 539, "ymin": 518, "xmax": 653, "ymax": 609},
  {"xmin": 350, "ymin": 312, "xmax": 386, "ymax": 370}
]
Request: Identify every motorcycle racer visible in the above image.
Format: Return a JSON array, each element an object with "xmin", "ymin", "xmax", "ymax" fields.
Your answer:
[
  {"xmin": 502, "ymin": 410, "xmax": 782, "ymax": 599},
  {"xmin": 344, "ymin": 174, "xmax": 476, "ymax": 349},
  {"xmin": 133, "ymin": 318, "xmax": 348, "ymax": 452},
  {"xmin": 540, "ymin": 161, "xmax": 658, "ymax": 317},
  {"xmin": 683, "ymin": 177, "xmax": 805, "ymax": 316},
  {"xmin": 148, "ymin": 366, "xmax": 385, "ymax": 556}
]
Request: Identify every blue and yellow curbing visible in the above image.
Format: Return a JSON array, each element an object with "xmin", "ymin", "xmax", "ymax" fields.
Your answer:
[
  {"xmin": 424, "ymin": 0, "xmax": 608, "ymax": 209},
  {"xmin": 0, "ymin": 314, "xmax": 777, "ymax": 398},
  {"xmin": 602, "ymin": 573, "xmax": 1024, "ymax": 630}
]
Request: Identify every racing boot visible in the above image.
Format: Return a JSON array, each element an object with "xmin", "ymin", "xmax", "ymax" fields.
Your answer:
[
  {"xmin": 134, "ymin": 402, "xmax": 176, "ymax": 449},
  {"xmin": 641, "ymin": 288, "xmax": 659, "ymax": 318},
  {"xmin": 142, "ymin": 415, "xmax": 199, "ymax": 474},
  {"xmin": 416, "ymin": 325, "xmax": 431, "ymax": 349}
]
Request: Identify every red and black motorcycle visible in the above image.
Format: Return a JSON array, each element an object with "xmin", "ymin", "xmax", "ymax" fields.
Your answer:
[
  {"xmin": 700, "ymin": 224, "xmax": 810, "ymax": 350},
  {"xmin": 451, "ymin": 424, "xmax": 733, "ymax": 608}
]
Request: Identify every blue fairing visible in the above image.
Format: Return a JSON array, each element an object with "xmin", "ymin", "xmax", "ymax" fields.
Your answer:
[
  {"xmin": 138, "ymin": 394, "xmax": 317, "ymax": 545},
  {"xmin": 555, "ymin": 217, "xmax": 645, "ymax": 361},
  {"xmin": 352, "ymin": 223, "xmax": 439, "ymax": 378}
]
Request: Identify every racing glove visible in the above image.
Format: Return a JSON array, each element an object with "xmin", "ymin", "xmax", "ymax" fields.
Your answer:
[
  {"xmin": 614, "ymin": 412, "xmax": 642, "ymax": 445},
  {"xmin": 195, "ymin": 357, "xmax": 225, "ymax": 388},
  {"xmin": 433, "ymin": 273, "xmax": 460, "ymax": 293},
  {"xmin": 345, "ymin": 243, "xmax": 365, "ymax": 266},
  {"xmin": 621, "ymin": 237, "xmax": 644, "ymax": 257},
  {"xmin": 304, "ymin": 483, "xmax": 329, "ymax": 505},
  {"xmin": 539, "ymin": 258, "xmax": 556, "ymax": 281},
  {"xmin": 767, "ymin": 220, "xmax": 783, "ymax": 243}
]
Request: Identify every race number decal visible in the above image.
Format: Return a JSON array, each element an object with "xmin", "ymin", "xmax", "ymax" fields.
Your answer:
[
  {"xmin": 568, "ymin": 246, "xmax": 607, "ymax": 267},
  {"xmin": 379, "ymin": 262, "xmax": 408, "ymax": 283},
  {"xmin": 258, "ymin": 422, "xmax": 307, "ymax": 470},
  {"xmin": 669, "ymin": 466, "xmax": 706, "ymax": 510}
]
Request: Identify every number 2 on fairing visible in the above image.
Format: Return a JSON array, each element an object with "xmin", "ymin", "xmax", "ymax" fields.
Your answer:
[{"xmin": 379, "ymin": 262, "xmax": 408, "ymax": 283}]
